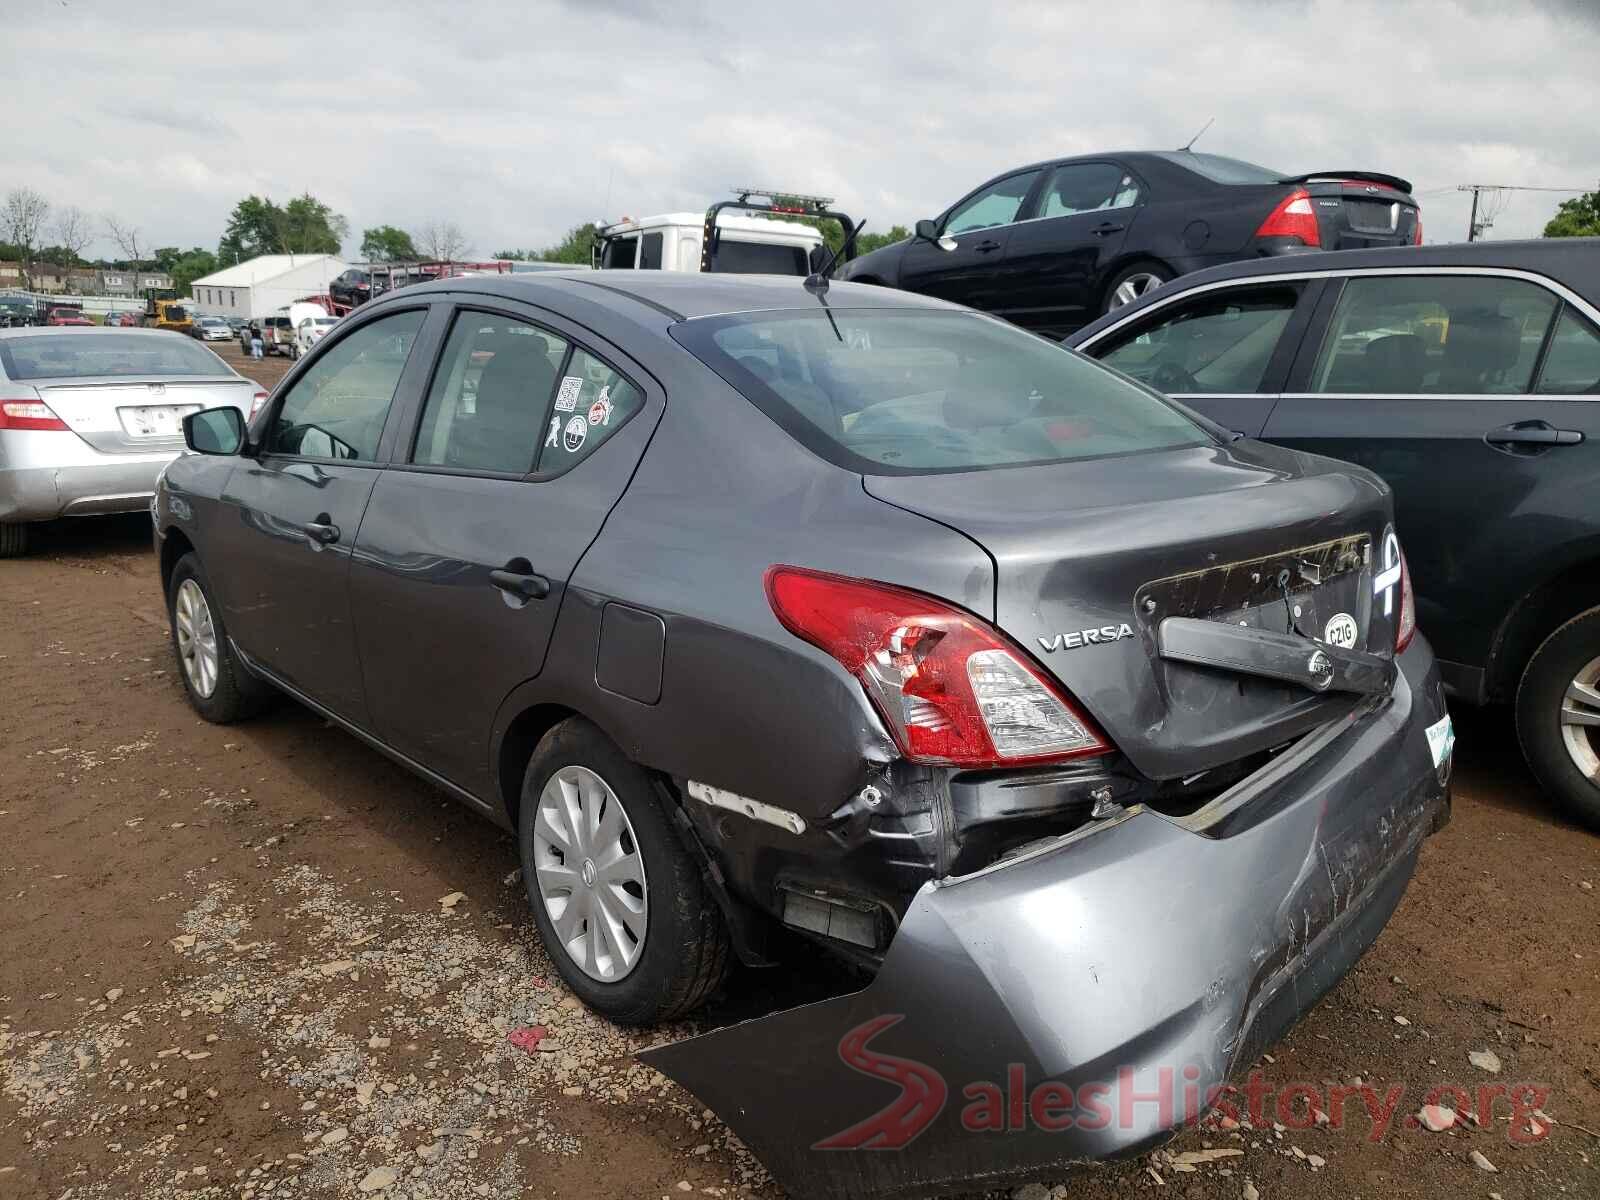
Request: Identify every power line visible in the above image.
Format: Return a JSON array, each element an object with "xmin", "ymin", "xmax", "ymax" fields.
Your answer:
[{"xmin": 1457, "ymin": 182, "xmax": 1596, "ymax": 241}]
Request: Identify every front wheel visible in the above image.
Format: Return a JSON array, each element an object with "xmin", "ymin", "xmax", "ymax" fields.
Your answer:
[
  {"xmin": 166, "ymin": 552, "xmax": 274, "ymax": 723},
  {"xmin": 1515, "ymin": 606, "xmax": 1600, "ymax": 831},
  {"xmin": 518, "ymin": 718, "xmax": 731, "ymax": 1025},
  {"xmin": 1103, "ymin": 262, "xmax": 1174, "ymax": 314}
]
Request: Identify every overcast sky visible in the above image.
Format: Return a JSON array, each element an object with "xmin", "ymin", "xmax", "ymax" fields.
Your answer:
[{"xmin": 6, "ymin": 0, "xmax": 1598, "ymax": 262}]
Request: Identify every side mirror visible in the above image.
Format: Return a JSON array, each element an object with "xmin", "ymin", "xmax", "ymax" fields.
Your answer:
[
  {"xmin": 914, "ymin": 218, "xmax": 959, "ymax": 252},
  {"xmin": 184, "ymin": 406, "xmax": 246, "ymax": 456}
]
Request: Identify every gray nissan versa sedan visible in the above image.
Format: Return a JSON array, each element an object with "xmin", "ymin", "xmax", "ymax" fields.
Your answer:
[{"xmin": 153, "ymin": 272, "xmax": 1454, "ymax": 1198}]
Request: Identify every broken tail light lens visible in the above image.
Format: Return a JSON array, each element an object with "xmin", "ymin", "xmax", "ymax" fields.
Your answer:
[
  {"xmin": 1396, "ymin": 549, "xmax": 1416, "ymax": 653},
  {"xmin": 0, "ymin": 398, "xmax": 70, "ymax": 431},
  {"xmin": 1253, "ymin": 189, "xmax": 1322, "ymax": 247},
  {"xmin": 764, "ymin": 566, "xmax": 1110, "ymax": 767}
]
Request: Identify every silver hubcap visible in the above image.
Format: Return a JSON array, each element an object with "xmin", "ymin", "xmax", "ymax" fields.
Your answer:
[
  {"xmin": 1560, "ymin": 655, "xmax": 1600, "ymax": 781},
  {"xmin": 174, "ymin": 578, "xmax": 219, "ymax": 699},
  {"xmin": 532, "ymin": 766, "xmax": 648, "ymax": 982},
  {"xmin": 1110, "ymin": 272, "xmax": 1164, "ymax": 309}
]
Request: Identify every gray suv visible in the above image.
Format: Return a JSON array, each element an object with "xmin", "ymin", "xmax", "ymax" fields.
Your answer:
[{"xmin": 155, "ymin": 272, "xmax": 1452, "ymax": 1198}]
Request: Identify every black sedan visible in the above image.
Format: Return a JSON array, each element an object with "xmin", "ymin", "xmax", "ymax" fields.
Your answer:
[
  {"xmin": 156, "ymin": 271, "xmax": 1450, "ymax": 1197},
  {"xmin": 1069, "ymin": 238, "xmax": 1600, "ymax": 830},
  {"xmin": 839, "ymin": 150, "xmax": 1420, "ymax": 338}
]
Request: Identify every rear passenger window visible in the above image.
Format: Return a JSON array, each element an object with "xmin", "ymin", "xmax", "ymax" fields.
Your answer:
[
  {"xmin": 639, "ymin": 232, "xmax": 664, "ymax": 270},
  {"xmin": 413, "ymin": 313, "xmax": 568, "ymax": 474},
  {"xmin": 1096, "ymin": 287, "xmax": 1299, "ymax": 394},
  {"xmin": 1310, "ymin": 275, "xmax": 1559, "ymax": 395},
  {"xmin": 265, "ymin": 310, "xmax": 424, "ymax": 461},
  {"xmin": 1536, "ymin": 307, "xmax": 1600, "ymax": 394},
  {"xmin": 534, "ymin": 348, "xmax": 644, "ymax": 472}
]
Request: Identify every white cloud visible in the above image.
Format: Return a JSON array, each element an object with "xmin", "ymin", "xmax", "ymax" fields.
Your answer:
[{"xmin": 5, "ymin": 0, "xmax": 1597, "ymax": 259}]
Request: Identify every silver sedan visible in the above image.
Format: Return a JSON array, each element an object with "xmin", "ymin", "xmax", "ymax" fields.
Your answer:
[{"xmin": 0, "ymin": 327, "xmax": 266, "ymax": 556}]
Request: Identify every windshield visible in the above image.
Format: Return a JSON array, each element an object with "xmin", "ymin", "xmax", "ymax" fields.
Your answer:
[
  {"xmin": 1152, "ymin": 151, "xmax": 1285, "ymax": 184},
  {"xmin": 674, "ymin": 309, "xmax": 1207, "ymax": 474},
  {"xmin": 0, "ymin": 333, "xmax": 233, "ymax": 380}
]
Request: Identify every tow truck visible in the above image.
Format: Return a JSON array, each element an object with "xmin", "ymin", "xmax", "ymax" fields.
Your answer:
[{"xmin": 593, "ymin": 188, "xmax": 858, "ymax": 276}]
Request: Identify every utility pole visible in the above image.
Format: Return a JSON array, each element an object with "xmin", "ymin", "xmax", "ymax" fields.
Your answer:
[{"xmin": 1457, "ymin": 182, "xmax": 1597, "ymax": 242}]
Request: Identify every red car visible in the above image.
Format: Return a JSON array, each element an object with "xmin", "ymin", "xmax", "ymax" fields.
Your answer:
[
  {"xmin": 107, "ymin": 311, "xmax": 140, "ymax": 328},
  {"xmin": 45, "ymin": 309, "xmax": 93, "ymax": 327}
]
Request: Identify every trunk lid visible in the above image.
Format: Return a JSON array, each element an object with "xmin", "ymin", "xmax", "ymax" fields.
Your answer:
[
  {"xmin": 864, "ymin": 441, "xmax": 1400, "ymax": 780},
  {"xmin": 1289, "ymin": 172, "xmax": 1420, "ymax": 249},
  {"xmin": 38, "ymin": 376, "xmax": 255, "ymax": 454}
]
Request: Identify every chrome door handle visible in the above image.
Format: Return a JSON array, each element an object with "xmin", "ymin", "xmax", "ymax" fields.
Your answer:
[{"xmin": 303, "ymin": 517, "xmax": 340, "ymax": 545}]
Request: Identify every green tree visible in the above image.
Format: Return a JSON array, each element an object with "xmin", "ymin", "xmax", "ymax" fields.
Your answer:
[
  {"xmin": 360, "ymin": 225, "xmax": 419, "ymax": 261},
  {"xmin": 1543, "ymin": 191, "xmax": 1600, "ymax": 238},
  {"xmin": 855, "ymin": 224, "xmax": 910, "ymax": 256},
  {"xmin": 280, "ymin": 193, "xmax": 347, "ymax": 254},
  {"xmin": 493, "ymin": 249, "xmax": 533, "ymax": 261},
  {"xmin": 168, "ymin": 248, "xmax": 219, "ymax": 295},
  {"xmin": 538, "ymin": 223, "xmax": 603, "ymax": 264},
  {"xmin": 218, "ymin": 195, "xmax": 281, "ymax": 262}
]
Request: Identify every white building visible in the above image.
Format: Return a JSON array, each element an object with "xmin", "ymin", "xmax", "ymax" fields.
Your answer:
[{"xmin": 188, "ymin": 254, "xmax": 349, "ymax": 319}]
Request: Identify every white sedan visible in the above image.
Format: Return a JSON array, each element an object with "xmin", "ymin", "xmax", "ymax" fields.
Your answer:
[{"xmin": 294, "ymin": 316, "xmax": 340, "ymax": 359}]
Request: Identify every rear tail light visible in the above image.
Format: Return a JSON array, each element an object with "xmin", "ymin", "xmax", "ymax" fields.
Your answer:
[
  {"xmin": 1395, "ymin": 550, "xmax": 1416, "ymax": 653},
  {"xmin": 0, "ymin": 398, "xmax": 70, "ymax": 432},
  {"xmin": 249, "ymin": 391, "xmax": 269, "ymax": 419},
  {"xmin": 1253, "ymin": 188, "xmax": 1322, "ymax": 247},
  {"xmin": 1412, "ymin": 215, "xmax": 1423, "ymax": 246},
  {"xmin": 764, "ymin": 566, "xmax": 1110, "ymax": 767}
]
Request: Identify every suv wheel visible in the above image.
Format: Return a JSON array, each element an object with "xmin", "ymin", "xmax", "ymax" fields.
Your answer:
[
  {"xmin": 166, "ymin": 552, "xmax": 274, "ymax": 723},
  {"xmin": 1104, "ymin": 262, "xmax": 1174, "ymax": 314},
  {"xmin": 0, "ymin": 521, "xmax": 28, "ymax": 558},
  {"xmin": 1515, "ymin": 606, "xmax": 1600, "ymax": 831},
  {"xmin": 518, "ymin": 718, "xmax": 731, "ymax": 1025}
]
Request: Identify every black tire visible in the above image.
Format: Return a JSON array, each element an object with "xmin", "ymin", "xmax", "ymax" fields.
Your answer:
[
  {"xmin": 1103, "ymin": 261, "xmax": 1175, "ymax": 315},
  {"xmin": 0, "ymin": 521, "xmax": 28, "ymax": 558},
  {"xmin": 1515, "ymin": 605, "xmax": 1600, "ymax": 831},
  {"xmin": 165, "ymin": 552, "xmax": 274, "ymax": 724},
  {"xmin": 518, "ymin": 718, "xmax": 731, "ymax": 1025}
]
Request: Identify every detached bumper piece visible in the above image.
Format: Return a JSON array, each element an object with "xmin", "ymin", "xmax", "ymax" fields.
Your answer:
[
  {"xmin": 1158, "ymin": 616, "xmax": 1394, "ymax": 696},
  {"xmin": 641, "ymin": 641, "xmax": 1451, "ymax": 1199}
]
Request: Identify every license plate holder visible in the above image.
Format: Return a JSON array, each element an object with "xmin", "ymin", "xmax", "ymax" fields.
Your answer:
[{"xmin": 120, "ymin": 403, "xmax": 201, "ymax": 437}]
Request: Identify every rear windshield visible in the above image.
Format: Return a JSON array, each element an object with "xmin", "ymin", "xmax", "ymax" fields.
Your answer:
[
  {"xmin": 0, "ymin": 333, "xmax": 232, "ymax": 380},
  {"xmin": 673, "ymin": 309, "xmax": 1207, "ymax": 473},
  {"xmin": 712, "ymin": 240, "xmax": 809, "ymax": 276},
  {"xmin": 1152, "ymin": 151, "xmax": 1285, "ymax": 185}
]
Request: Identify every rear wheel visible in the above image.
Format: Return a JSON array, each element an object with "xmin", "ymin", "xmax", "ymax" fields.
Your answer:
[
  {"xmin": 518, "ymin": 718, "xmax": 731, "ymax": 1024},
  {"xmin": 1515, "ymin": 606, "xmax": 1600, "ymax": 831},
  {"xmin": 166, "ymin": 552, "xmax": 274, "ymax": 723},
  {"xmin": 1103, "ymin": 262, "xmax": 1174, "ymax": 314},
  {"xmin": 0, "ymin": 521, "xmax": 28, "ymax": 558}
]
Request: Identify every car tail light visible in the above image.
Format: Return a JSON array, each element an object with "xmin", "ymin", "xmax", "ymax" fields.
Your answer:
[
  {"xmin": 249, "ymin": 391, "xmax": 269, "ymax": 418},
  {"xmin": 1412, "ymin": 216, "xmax": 1423, "ymax": 245},
  {"xmin": 0, "ymin": 398, "xmax": 70, "ymax": 431},
  {"xmin": 1395, "ymin": 550, "xmax": 1416, "ymax": 653},
  {"xmin": 1253, "ymin": 188, "xmax": 1321, "ymax": 247},
  {"xmin": 764, "ymin": 566, "xmax": 1110, "ymax": 767}
]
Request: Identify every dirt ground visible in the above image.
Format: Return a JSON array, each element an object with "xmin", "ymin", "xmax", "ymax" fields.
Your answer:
[{"xmin": 1, "ymin": 473, "xmax": 1597, "ymax": 1198}]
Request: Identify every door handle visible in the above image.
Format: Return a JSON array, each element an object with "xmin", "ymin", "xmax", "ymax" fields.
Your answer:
[
  {"xmin": 490, "ymin": 567, "xmax": 551, "ymax": 601},
  {"xmin": 1093, "ymin": 222, "xmax": 1126, "ymax": 235},
  {"xmin": 303, "ymin": 515, "xmax": 340, "ymax": 545},
  {"xmin": 973, "ymin": 239, "xmax": 1002, "ymax": 254},
  {"xmin": 1484, "ymin": 420, "xmax": 1583, "ymax": 453}
]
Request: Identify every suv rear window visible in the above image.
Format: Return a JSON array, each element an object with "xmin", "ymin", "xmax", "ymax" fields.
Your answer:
[{"xmin": 674, "ymin": 309, "xmax": 1207, "ymax": 474}]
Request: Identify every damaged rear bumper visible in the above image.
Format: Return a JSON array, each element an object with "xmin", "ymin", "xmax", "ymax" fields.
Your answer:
[{"xmin": 641, "ymin": 636, "xmax": 1452, "ymax": 1198}]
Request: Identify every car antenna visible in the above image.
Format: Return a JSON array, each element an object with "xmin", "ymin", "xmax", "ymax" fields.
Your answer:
[
  {"xmin": 1178, "ymin": 117, "xmax": 1214, "ymax": 152},
  {"xmin": 804, "ymin": 217, "xmax": 867, "ymax": 295}
]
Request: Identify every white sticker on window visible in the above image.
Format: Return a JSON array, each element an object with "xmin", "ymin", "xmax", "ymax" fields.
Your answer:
[
  {"xmin": 553, "ymin": 376, "xmax": 583, "ymax": 412},
  {"xmin": 563, "ymin": 415, "xmax": 588, "ymax": 453}
]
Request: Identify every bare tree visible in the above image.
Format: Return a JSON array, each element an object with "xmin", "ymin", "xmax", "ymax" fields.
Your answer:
[
  {"xmin": 3, "ymin": 187, "xmax": 51, "ymax": 288},
  {"xmin": 416, "ymin": 220, "xmax": 469, "ymax": 262},
  {"xmin": 53, "ymin": 205, "xmax": 95, "ymax": 263},
  {"xmin": 104, "ymin": 215, "xmax": 147, "ymax": 277}
]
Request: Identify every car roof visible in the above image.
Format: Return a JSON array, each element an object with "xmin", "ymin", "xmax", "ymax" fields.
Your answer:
[{"xmin": 397, "ymin": 271, "xmax": 964, "ymax": 322}]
